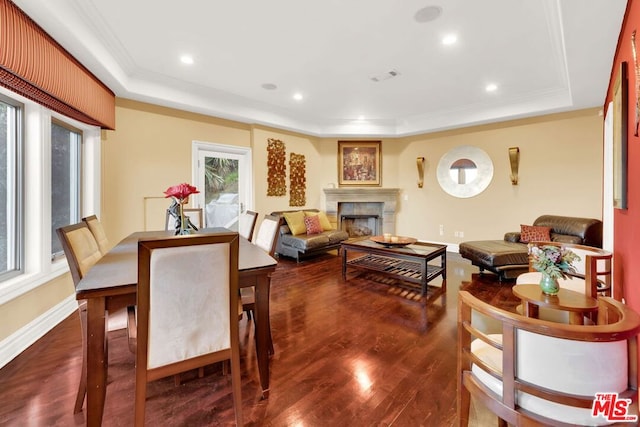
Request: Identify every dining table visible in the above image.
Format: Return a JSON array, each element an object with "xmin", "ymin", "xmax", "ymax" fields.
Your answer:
[{"xmin": 75, "ymin": 228, "xmax": 277, "ymax": 427}]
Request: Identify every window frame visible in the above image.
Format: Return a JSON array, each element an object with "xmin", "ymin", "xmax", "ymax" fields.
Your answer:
[
  {"xmin": 0, "ymin": 85, "xmax": 101, "ymax": 305},
  {"xmin": 0, "ymin": 93, "xmax": 24, "ymax": 282}
]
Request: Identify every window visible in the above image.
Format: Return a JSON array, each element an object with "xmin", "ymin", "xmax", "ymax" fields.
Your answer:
[
  {"xmin": 0, "ymin": 96, "xmax": 22, "ymax": 279},
  {"xmin": 50, "ymin": 121, "xmax": 81, "ymax": 259}
]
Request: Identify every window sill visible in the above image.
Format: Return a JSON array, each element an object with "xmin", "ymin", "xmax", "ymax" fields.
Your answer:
[{"xmin": 0, "ymin": 262, "xmax": 69, "ymax": 306}]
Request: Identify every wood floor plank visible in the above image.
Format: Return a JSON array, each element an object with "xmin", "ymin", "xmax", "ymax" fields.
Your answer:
[{"xmin": 0, "ymin": 251, "xmax": 515, "ymax": 426}]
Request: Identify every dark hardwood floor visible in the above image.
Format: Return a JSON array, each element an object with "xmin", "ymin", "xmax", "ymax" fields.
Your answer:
[{"xmin": 0, "ymin": 251, "xmax": 519, "ymax": 426}]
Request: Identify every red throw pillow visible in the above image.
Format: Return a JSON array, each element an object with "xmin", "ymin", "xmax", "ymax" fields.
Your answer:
[
  {"xmin": 520, "ymin": 224, "xmax": 551, "ymax": 243},
  {"xmin": 304, "ymin": 215, "xmax": 323, "ymax": 235}
]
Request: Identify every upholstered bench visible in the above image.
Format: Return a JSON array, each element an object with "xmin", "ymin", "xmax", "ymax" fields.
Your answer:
[{"xmin": 459, "ymin": 215, "xmax": 603, "ymax": 281}]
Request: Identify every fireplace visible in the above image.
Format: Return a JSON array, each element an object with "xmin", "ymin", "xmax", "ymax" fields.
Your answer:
[
  {"xmin": 323, "ymin": 188, "xmax": 400, "ymax": 235},
  {"xmin": 340, "ymin": 214, "xmax": 379, "ymax": 237}
]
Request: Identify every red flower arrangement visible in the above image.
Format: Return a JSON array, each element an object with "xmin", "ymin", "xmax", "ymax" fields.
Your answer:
[
  {"xmin": 164, "ymin": 183, "xmax": 200, "ymax": 234},
  {"xmin": 164, "ymin": 183, "xmax": 199, "ymax": 202}
]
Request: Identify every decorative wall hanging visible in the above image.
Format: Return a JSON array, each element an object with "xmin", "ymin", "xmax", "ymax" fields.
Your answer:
[
  {"xmin": 338, "ymin": 140, "xmax": 381, "ymax": 186},
  {"xmin": 508, "ymin": 147, "xmax": 520, "ymax": 185},
  {"xmin": 289, "ymin": 153, "xmax": 306, "ymax": 207},
  {"xmin": 436, "ymin": 145, "xmax": 493, "ymax": 198},
  {"xmin": 267, "ymin": 138, "xmax": 286, "ymax": 196},
  {"xmin": 416, "ymin": 157, "xmax": 425, "ymax": 188},
  {"xmin": 632, "ymin": 30, "xmax": 640, "ymax": 136},
  {"xmin": 613, "ymin": 61, "xmax": 628, "ymax": 210}
]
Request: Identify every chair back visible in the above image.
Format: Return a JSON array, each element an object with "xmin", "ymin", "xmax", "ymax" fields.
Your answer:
[
  {"xmin": 56, "ymin": 222, "xmax": 103, "ymax": 286},
  {"xmin": 254, "ymin": 214, "xmax": 281, "ymax": 257},
  {"xmin": 82, "ymin": 215, "xmax": 109, "ymax": 255},
  {"xmin": 457, "ymin": 290, "xmax": 640, "ymax": 426},
  {"xmin": 238, "ymin": 210, "xmax": 258, "ymax": 241},
  {"xmin": 135, "ymin": 232, "xmax": 242, "ymax": 425},
  {"xmin": 165, "ymin": 207, "xmax": 204, "ymax": 231}
]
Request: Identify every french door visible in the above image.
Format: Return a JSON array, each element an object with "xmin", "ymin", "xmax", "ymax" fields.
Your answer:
[{"xmin": 192, "ymin": 141, "xmax": 253, "ymax": 230}]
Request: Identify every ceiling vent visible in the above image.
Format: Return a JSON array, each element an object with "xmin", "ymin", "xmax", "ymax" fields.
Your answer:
[{"xmin": 370, "ymin": 69, "xmax": 400, "ymax": 82}]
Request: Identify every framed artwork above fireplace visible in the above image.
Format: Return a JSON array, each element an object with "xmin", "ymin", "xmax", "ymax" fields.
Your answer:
[{"xmin": 338, "ymin": 140, "xmax": 381, "ymax": 187}]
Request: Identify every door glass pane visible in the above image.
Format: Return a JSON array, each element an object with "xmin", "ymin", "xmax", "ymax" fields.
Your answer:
[{"xmin": 204, "ymin": 156, "xmax": 239, "ymax": 228}]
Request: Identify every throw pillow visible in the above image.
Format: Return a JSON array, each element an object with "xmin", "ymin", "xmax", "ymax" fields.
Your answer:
[
  {"xmin": 520, "ymin": 224, "xmax": 551, "ymax": 243},
  {"xmin": 304, "ymin": 215, "xmax": 323, "ymax": 235},
  {"xmin": 304, "ymin": 210, "xmax": 333, "ymax": 231},
  {"xmin": 283, "ymin": 211, "xmax": 307, "ymax": 235}
]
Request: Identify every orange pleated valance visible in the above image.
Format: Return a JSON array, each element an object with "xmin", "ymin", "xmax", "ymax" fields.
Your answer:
[{"xmin": 0, "ymin": 0, "xmax": 115, "ymax": 129}]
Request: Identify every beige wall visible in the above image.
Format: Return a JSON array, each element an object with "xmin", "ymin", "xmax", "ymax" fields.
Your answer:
[{"xmin": 0, "ymin": 102, "xmax": 603, "ymax": 344}]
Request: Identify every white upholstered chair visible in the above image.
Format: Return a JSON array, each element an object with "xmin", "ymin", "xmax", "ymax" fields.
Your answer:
[
  {"xmin": 165, "ymin": 207, "xmax": 204, "ymax": 231},
  {"xmin": 458, "ymin": 290, "xmax": 640, "ymax": 426},
  {"xmin": 238, "ymin": 210, "xmax": 258, "ymax": 241},
  {"xmin": 241, "ymin": 214, "xmax": 280, "ymax": 353},
  {"xmin": 135, "ymin": 232, "xmax": 242, "ymax": 426},
  {"xmin": 56, "ymin": 222, "xmax": 107, "ymax": 414}
]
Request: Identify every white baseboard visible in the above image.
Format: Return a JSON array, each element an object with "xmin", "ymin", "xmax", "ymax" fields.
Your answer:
[{"xmin": 0, "ymin": 295, "xmax": 77, "ymax": 369}]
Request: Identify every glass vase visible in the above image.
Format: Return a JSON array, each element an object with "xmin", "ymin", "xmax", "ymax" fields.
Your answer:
[
  {"xmin": 177, "ymin": 202, "xmax": 192, "ymax": 235},
  {"xmin": 539, "ymin": 273, "xmax": 560, "ymax": 296}
]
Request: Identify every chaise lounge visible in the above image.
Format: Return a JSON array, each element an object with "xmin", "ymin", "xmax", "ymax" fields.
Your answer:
[{"xmin": 458, "ymin": 215, "xmax": 603, "ymax": 280}]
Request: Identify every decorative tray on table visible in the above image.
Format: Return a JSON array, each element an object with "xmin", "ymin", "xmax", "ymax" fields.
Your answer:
[{"xmin": 370, "ymin": 235, "xmax": 417, "ymax": 248}]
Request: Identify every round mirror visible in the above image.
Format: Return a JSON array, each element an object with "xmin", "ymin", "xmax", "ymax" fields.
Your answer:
[{"xmin": 437, "ymin": 146, "xmax": 493, "ymax": 198}]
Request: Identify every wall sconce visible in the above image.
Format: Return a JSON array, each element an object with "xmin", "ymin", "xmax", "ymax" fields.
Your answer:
[
  {"xmin": 508, "ymin": 147, "xmax": 520, "ymax": 185},
  {"xmin": 417, "ymin": 156, "xmax": 425, "ymax": 188}
]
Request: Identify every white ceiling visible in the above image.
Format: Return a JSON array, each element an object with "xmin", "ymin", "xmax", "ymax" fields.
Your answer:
[{"xmin": 13, "ymin": 0, "xmax": 627, "ymax": 136}]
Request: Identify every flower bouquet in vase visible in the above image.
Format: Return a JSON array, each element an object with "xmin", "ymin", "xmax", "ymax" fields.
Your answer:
[
  {"xmin": 529, "ymin": 244, "xmax": 580, "ymax": 295},
  {"xmin": 164, "ymin": 183, "xmax": 200, "ymax": 235}
]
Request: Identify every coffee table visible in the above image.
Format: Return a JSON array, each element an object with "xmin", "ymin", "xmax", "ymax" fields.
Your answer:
[{"xmin": 341, "ymin": 237, "xmax": 447, "ymax": 296}]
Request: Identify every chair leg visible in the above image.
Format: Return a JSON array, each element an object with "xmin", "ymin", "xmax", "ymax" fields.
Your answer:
[
  {"xmin": 127, "ymin": 305, "xmax": 137, "ymax": 354},
  {"xmin": 230, "ymin": 352, "xmax": 243, "ymax": 426},
  {"xmin": 74, "ymin": 306, "xmax": 88, "ymax": 413}
]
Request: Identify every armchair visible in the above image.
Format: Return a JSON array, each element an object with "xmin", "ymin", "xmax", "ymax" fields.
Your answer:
[{"xmin": 458, "ymin": 290, "xmax": 640, "ymax": 426}]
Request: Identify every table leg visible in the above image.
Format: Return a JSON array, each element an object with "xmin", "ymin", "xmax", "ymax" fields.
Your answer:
[
  {"xmin": 254, "ymin": 273, "xmax": 271, "ymax": 399},
  {"xmin": 421, "ymin": 259, "xmax": 428, "ymax": 296},
  {"xmin": 569, "ymin": 312, "xmax": 584, "ymax": 325},
  {"xmin": 523, "ymin": 302, "xmax": 539, "ymax": 319},
  {"xmin": 85, "ymin": 297, "xmax": 107, "ymax": 427},
  {"xmin": 342, "ymin": 247, "xmax": 347, "ymax": 279}
]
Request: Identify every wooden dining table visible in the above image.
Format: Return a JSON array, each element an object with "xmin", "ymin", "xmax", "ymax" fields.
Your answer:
[{"xmin": 75, "ymin": 228, "xmax": 277, "ymax": 427}]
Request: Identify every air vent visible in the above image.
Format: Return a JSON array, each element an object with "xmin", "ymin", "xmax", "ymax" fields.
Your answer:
[{"xmin": 370, "ymin": 69, "xmax": 400, "ymax": 82}]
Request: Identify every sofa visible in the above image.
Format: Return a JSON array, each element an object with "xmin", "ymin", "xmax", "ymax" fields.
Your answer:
[
  {"xmin": 458, "ymin": 215, "xmax": 603, "ymax": 280},
  {"xmin": 271, "ymin": 209, "xmax": 349, "ymax": 262}
]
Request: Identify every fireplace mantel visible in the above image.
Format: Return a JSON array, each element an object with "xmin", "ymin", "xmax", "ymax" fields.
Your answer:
[{"xmin": 323, "ymin": 188, "xmax": 400, "ymax": 234}]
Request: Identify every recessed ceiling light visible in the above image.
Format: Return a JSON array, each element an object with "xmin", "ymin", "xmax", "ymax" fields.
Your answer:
[
  {"xmin": 414, "ymin": 6, "xmax": 443, "ymax": 23},
  {"xmin": 485, "ymin": 83, "xmax": 498, "ymax": 92},
  {"xmin": 442, "ymin": 34, "xmax": 457, "ymax": 45},
  {"xmin": 180, "ymin": 55, "xmax": 194, "ymax": 65},
  {"xmin": 261, "ymin": 83, "xmax": 277, "ymax": 90},
  {"xmin": 293, "ymin": 93, "xmax": 303, "ymax": 101}
]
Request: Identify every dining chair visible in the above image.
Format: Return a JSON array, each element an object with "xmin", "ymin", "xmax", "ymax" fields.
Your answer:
[
  {"xmin": 82, "ymin": 215, "xmax": 138, "ymax": 353},
  {"xmin": 135, "ymin": 232, "xmax": 242, "ymax": 426},
  {"xmin": 457, "ymin": 290, "xmax": 640, "ymax": 426},
  {"xmin": 238, "ymin": 210, "xmax": 258, "ymax": 241},
  {"xmin": 165, "ymin": 207, "xmax": 204, "ymax": 231},
  {"xmin": 241, "ymin": 215, "xmax": 281, "ymax": 353},
  {"xmin": 56, "ymin": 222, "xmax": 106, "ymax": 414},
  {"xmin": 81, "ymin": 215, "xmax": 110, "ymax": 255}
]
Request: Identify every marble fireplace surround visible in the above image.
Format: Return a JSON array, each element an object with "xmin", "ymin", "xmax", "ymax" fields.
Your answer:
[{"xmin": 323, "ymin": 188, "xmax": 400, "ymax": 235}]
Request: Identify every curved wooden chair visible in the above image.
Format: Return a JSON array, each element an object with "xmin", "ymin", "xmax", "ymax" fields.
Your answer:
[
  {"xmin": 458, "ymin": 290, "xmax": 640, "ymax": 426},
  {"xmin": 238, "ymin": 210, "xmax": 258, "ymax": 241},
  {"xmin": 516, "ymin": 242, "xmax": 614, "ymax": 323},
  {"xmin": 135, "ymin": 232, "xmax": 242, "ymax": 426}
]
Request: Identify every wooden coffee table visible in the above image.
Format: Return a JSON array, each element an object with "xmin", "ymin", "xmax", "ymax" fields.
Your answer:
[{"xmin": 341, "ymin": 236, "xmax": 446, "ymax": 296}]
